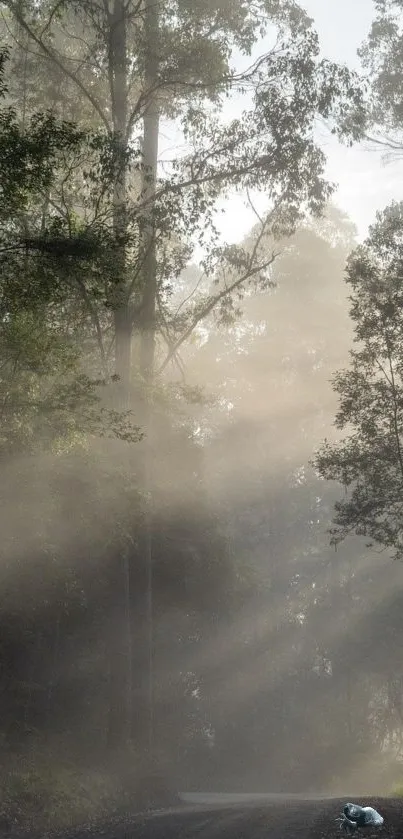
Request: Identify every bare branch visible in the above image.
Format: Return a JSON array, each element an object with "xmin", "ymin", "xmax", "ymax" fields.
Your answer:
[
  {"xmin": 173, "ymin": 270, "xmax": 207, "ymax": 320},
  {"xmin": 157, "ymin": 192, "xmax": 286, "ymax": 374},
  {"xmin": 364, "ymin": 133, "xmax": 403, "ymax": 152},
  {"xmin": 66, "ymin": 274, "xmax": 109, "ymax": 376},
  {"xmin": 157, "ymin": 251, "xmax": 278, "ymax": 375},
  {"xmin": 136, "ymin": 152, "xmax": 277, "ymax": 215},
  {"xmin": 156, "ymin": 283, "xmax": 186, "ymax": 380},
  {"xmin": 246, "ymin": 187, "xmax": 264, "ymax": 226},
  {"xmin": 39, "ymin": 0, "xmax": 66, "ymax": 38}
]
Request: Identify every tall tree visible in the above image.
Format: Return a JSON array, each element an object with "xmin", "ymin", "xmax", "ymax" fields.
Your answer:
[
  {"xmin": 0, "ymin": 0, "xmax": 367, "ymax": 761},
  {"xmin": 359, "ymin": 0, "xmax": 403, "ymax": 157},
  {"xmin": 314, "ymin": 201, "xmax": 403, "ymax": 558},
  {"xmin": 1, "ymin": 0, "xmax": 366, "ymax": 389}
]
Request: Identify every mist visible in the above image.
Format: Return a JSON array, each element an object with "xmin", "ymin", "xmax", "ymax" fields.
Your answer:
[{"xmin": 0, "ymin": 1, "xmax": 403, "ymax": 835}]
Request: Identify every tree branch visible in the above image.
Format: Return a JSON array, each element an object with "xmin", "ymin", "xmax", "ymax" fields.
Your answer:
[
  {"xmin": 39, "ymin": 0, "xmax": 67, "ymax": 39},
  {"xmin": 4, "ymin": 1, "xmax": 111, "ymax": 132},
  {"xmin": 157, "ymin": 251, "xmax": 278, "ymax": 375},
  {"xmin": 157, "ymin": 191, "xmax": 286, "ymax": 374},
  {"xmin": 156, "ymin": 283, "xmax": 186, "ymax": 380},
  {"xmin": 172, "ymin": 270, "xmax": 207, "ymax": 320},
  {"xmin": 135, "ymin": 152, "xmax": 277, "ymax": 215},
  {"xmin": 65, "ymin": 274, "xmax": 109, "ymax": 377},
  {"xmin": 383, "ymin": 326, "xmax": 403, "ymax": 485}
]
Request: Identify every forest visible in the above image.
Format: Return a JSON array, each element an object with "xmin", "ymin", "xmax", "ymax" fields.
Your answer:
[{"xmin": 1, "ymin": 0, "xmax": 403, "ymax": 830}]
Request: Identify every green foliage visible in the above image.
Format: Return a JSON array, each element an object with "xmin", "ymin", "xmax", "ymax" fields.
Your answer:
[
  {"xmin": 0, "ymin": 49, "xmax": 85, "ymax": 220},
  {"xmin": 314, "ymin": 201, "xmax": 403, "ymax": 556},
  {"xmin": 0, "ymin": 0, "xmax": 384, "ymax": 803},
  {"xmin": 0, "ymin": 49, "xmax": 143, "ymax": 453},
  {"xmin": 359, "ymin": 0, "xmax": 403, "ymax": 139},
  {"xmin": 1, "ymin": 0, "xmax": 367, "ymax": 350},
  {"xmin": 0, "ymin": 755, "xmax": 138, "ymax": 831}
]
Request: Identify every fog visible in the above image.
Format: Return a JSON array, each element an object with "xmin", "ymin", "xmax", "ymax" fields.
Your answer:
[{"xmin": 0, "ymin": 0, "xmax": 403, "ymax": 830}]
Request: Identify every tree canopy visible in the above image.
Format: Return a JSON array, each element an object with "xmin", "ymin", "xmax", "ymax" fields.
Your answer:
[
  {"xmin": 0, "ymin": 0, "xmax": 400, "ymax": 819},
  {"xmin": 359, "ymin": 0, "xmax": 403, "ymax": 155},
  {"xmin": 314, "ymin": 202, "xmax": 403, "ymax": 558}
]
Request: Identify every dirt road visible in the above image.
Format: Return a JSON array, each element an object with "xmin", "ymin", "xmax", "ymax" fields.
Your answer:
[{"xmin": 92, "ymin": 797, "xmax": 401, "ymax": 839}]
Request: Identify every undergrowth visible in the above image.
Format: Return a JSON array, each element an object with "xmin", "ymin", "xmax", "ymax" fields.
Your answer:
[
  {"xmin": 0, "ymin": 758, "xmax": 122, "ymax": 834},
  {"xmin": 0, "ymin": 750, "xmax": 178, "ymax": 835}
]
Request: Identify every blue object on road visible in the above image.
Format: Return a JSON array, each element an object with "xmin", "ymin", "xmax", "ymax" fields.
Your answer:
[{"xmin": 336, "ymin": 803, "xmax": 384, "ymax": 834}]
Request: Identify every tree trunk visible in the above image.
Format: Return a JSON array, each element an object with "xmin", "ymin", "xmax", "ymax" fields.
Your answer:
[
  {"xmin": 110, "ymin": 0, "xmax": 131, "ymax": 402},
  {"xmin": 6, "ymin": 0, "xmax": 162, "ymax": 770},
  {"xmin": 107, "ymin": 548, "xmax": 132, "ymax": 752},
  {"xmin": 107, "ymin": 0, "xmax": 160, "ymax": 761},
  {"xmin": 106, "ymin": 0, "xmax": 133, "ymax": 751},
  {"xmin": 131, "ymin": 0, "xmax": 160, "ymax": 762}
]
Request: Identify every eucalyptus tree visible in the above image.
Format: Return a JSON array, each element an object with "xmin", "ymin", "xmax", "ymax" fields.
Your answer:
[
  {"xmin": 314, "ymin": 201, "xmax": 403, "ymax": 558},
  {"xmin": 0, "ymin": 0, "xmax": 367, "ymax": 393},
  {"xmin": 0, "ymin": 0, "xmax": 367, "ymax": 759},
  {"xmin": 359, "ymin": 0, "xmax": 403, "ymax": 158}
]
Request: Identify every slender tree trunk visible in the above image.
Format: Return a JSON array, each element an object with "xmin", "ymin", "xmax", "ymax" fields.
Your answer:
[
  {"xmin": 107, "ymin": 549, "xmax": 132, "ymax": 751},
  {"xmin": 6, "ymin": 0, "xmax": 162, "ymax": 768},
  {"xmin": 110, "ymin": 0, "xmax": 131, "ymax": 402},
  {"xmin": 107, "ymin": 0, "xmax": 160, "ymax": 762},
  {"xmin": 139, "ymin": 119, "xmax": 159, "ymax": 378},
  {"xmin": 131, "ymin": 0, "xmax": 160, "ymax": 762},
  {"xmin": 345, "ymin": 552, "xmax": 353, "ymax": 741},
  {"xmin": 47, "ymin": 613, "xmax": 60, "ymax": 710},
  {"xmin": 106, "ymin": 0, "xmax": 133, "ymax": 751}
]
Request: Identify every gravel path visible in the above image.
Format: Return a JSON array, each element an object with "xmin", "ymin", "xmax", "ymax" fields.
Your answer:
[{"xmin": 101, "ymin": 797, "xmax": 401, "ymax": 839}]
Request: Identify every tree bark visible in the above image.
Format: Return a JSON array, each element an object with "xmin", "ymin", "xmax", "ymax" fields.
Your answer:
[
  {"xmin": 107, "ymin": 548, "xmax": 132, "ymax": 752},
  {"xmin": 131, "ymin": 0, "xmax": 160, "ymax": 762},
  {"xmin": 109, "ymin": 0, "xmax": 131, "ymax": 402},
  {"xmin": 107, "ymin": 0, "xmax": 160, "ymax": 760},
  {"xmin": 106, "ymin": 0, "xmax": 133, "ymax": 750}
]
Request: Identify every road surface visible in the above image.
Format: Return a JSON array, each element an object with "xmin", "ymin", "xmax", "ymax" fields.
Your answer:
[{"xmin": 85, "ymin": 795, "xmax": 400, "ymax": 839}]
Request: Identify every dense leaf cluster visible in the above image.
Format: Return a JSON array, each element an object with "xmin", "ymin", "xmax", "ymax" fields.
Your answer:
[{"xmin": 314, "ymin": 203, "xmax": 403, "ymax": 557}]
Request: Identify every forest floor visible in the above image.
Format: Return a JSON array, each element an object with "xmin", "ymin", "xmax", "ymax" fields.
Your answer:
[{"xmin": 60, "ymin": 797, "xmax": 402, "ymax": 839}]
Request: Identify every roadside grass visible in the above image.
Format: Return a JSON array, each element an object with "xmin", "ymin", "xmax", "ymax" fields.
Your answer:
[
  {"xmin": 0, "ymin": 757, "xmax": 121, "ymax": 833},
  {"xmin": 0, "ymin": 748, "xmax": 179, "ymax": 834}
]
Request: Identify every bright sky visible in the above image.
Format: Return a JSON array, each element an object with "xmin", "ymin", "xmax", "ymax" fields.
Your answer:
[
  {"xmin": 215, "ymin": 0, "xmax": 403, "ymax": 245},
  {"xmin": 304, "ymin": 0, "xmax": 403, "ymax": 239}
]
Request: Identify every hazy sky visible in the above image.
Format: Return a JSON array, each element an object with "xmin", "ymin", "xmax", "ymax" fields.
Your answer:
[
  {"xmin": 214, "ymin": 0, "xmax": 403, "ymax": 245},
  {"xmin": 305, "ymin": 0, "xmax": 403, "ymax": 237}
]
